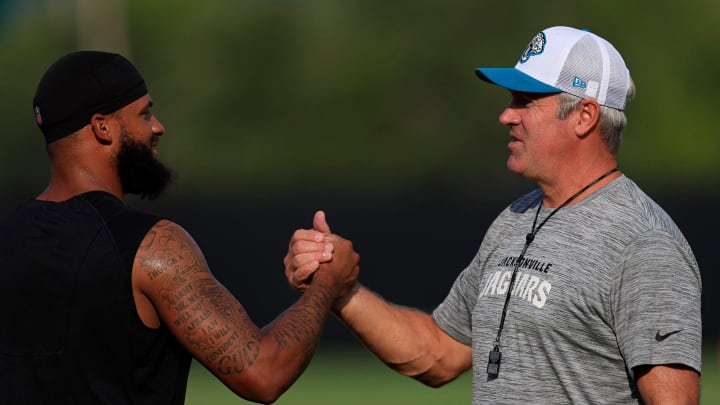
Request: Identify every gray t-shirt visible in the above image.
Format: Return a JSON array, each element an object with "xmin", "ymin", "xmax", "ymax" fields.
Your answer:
[{"xmin": 433, "ymin": 175, "xmax": 701, "ymax": 404}]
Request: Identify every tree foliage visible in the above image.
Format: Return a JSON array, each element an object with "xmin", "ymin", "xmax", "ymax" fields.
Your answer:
[{"xmin": 1, "ymin": 0, "xmax": 718, "ymax": 198}]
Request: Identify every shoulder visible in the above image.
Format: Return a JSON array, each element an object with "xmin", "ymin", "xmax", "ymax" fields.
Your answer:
[
  {"xmin": 587, "ymin": 177, "xmax": 698, "ymax": 272},
  {"xmin": 132, "ymin": 219, "xmax": 215, "ymax": 328},
  {"xmin": 141, "ymin": 218, "xmax": 197, "ymax": 249},
  {"xmin": 597, "ymin": 176, "xmax": 687, "ymax": 238},
  {"xmin": 135, "ymin": 219, "xmax": 209, "ymax": 283},
  {"xmin": 485, "ymin": 188, "xmax": 541, "ymax": 237},
  {"xmin": 144, "ymin": 219, "xmax": 193, "ymax": 240},
  {"xmin": 139, "ymin": 219, "xmax": 202, "ymax": 259},
  {"xmin": 509, "ymin": 188, "xmax": 542, "ymax": 214}
]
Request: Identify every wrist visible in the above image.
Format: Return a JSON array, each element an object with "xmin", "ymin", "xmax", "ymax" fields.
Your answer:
[{"xmin": 332, "ymin": 282, "xmax": 361, "ymax": 314}]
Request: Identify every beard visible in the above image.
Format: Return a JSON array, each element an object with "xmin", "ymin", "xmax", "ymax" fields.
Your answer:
[{"xmin": 117, "ymin": 130, "xmax": 175, "ymax": 200}]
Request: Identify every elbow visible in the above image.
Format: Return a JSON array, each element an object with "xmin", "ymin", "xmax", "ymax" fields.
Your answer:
[
  {"xmin": 389, "ymin": 360, "xmax": 457, "ymax": 389},
  {"xmin": 412, "ymin": 370, "xmax": 457, "ymax": 388},
  {"xmin": 217, "ymin": 340, "xmax": 309, "ymax": 403},
  {"xmin": 244, "ymin": 392, "xmax": 282, "ymax": 405},
  {"xmin": 229, "ymin": 381, "xmax": 285, "ymax": 404},
  {"xmin": 419, "ymin": 378, "xmax": 450, "ymax": 389},
  {"xmin": 224, "ymin": 371, "xmax": 289, "ymax": 404}
]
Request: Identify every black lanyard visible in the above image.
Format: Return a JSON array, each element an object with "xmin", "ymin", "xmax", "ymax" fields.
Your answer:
[{"xmin": 487, "ymin": 167, "xmax": 620, "ymax": 379}]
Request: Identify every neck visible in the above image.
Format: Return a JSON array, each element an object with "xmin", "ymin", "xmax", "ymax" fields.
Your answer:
[
  {"xmin": 40, "ymin": 130, "xmax": 125, "ymax": 202},
  {"xmin": 37, "ymin": 165, "xmax": 124, "ymax": 203},
  {"xmin": 539, "ymin": 166, "xmax": 621, "ymax": 208}
]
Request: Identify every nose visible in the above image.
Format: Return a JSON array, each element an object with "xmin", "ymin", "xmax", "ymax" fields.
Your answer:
[
  {"xmin": 498, "ymin": 106, "xmax": 519, "ymax": 126},
  {"xmin": 152, "ymin": 116, "xmax": 165, "ymax": 136},
  {"xmin": 499, "ymin": 92, "xmax": 522, "ymax": 127}
]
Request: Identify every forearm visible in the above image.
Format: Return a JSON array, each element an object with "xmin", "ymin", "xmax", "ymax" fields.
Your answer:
[
  {"xmin": 636, "ymin": 365, "xmax": 700, "ymax": 405},
  {"xmin": 141, "ymin": 220, "xmax": 356, "ymax": 403},
  {"xmin": 255, "ymin": 279, "xmax": 335, "ymax": 397},
  {"xmin": 157, "ymin": 274, "xmax": 333, "ymax": 404},
  {"xmin": 334, "ymin": 285, "xmax": 468, "ymax": 386}
]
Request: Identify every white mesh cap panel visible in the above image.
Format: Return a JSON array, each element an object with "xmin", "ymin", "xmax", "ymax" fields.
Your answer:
[
  {"xmin": 556, "ymin": 35, "xmax": 606, "ymax": 102},
  {"xmin": 514, "ymin": 27, "xmax": 630, "ymax": 110}
]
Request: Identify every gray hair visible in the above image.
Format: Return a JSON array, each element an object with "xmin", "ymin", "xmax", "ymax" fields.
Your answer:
[{"xmin": 555, "ymin": 77, "xmax": 636, "ymax": 155}]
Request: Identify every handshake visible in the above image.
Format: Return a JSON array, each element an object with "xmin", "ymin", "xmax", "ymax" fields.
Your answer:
[{"xmin": 283, "ymin": 210, "xmax": 361, "ymax": 308}]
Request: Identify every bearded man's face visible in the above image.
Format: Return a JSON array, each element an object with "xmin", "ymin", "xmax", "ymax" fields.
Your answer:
[{"xmin": 116, "ymin": 127, "xmax": 174, "ymax": 200}]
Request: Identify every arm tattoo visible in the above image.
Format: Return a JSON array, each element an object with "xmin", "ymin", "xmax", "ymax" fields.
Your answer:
[
  {"xmin": 140, "ymin": 221, "xmax": 339, "ymax": 377},
  {"xmin": 137, "ymin": 225, "xmax": 199, "ymax": 282},
  {"xmin": 159, "ymin": 276, "xmax": 262, "ymax": 375},
  {"xmin": 141, "ymin": 222, "xmax": 262, "ymax": 375},
  {"xmin": 270, "ymin": 280, "xmax": 334, "ymax": 359}
]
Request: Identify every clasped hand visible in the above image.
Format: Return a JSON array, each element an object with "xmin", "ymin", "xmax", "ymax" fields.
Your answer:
[{"xmin": 284, "ymin": 211, "xmax": 360, "ymax": 301}]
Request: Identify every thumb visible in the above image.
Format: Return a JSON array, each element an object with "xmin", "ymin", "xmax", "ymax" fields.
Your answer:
[{"xmin": 313, "ymin": 210, "xmax": 332, "ymax": 234}]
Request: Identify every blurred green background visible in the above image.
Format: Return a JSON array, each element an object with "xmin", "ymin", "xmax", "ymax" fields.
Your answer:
[
  {"xmin": 1, "ymin": 0, "xmax": 720, "ymax": 197},
  {"xmin": 185, "ymin": 345, "xmax": 720, "ymax": 404},
  {"xmin": 1, "ymin": 0, "xmax": 718, "ymax": 403}
]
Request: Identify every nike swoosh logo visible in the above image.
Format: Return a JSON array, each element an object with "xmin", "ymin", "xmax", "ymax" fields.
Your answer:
[{"xmin": 655, "ymin": 329, "xmax": 683, "ymax": 342}]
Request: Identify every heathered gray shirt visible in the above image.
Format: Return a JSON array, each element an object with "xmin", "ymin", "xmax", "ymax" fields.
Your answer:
[{"xmin": 433, "ymin": 175, "xmax": 701, "ymax": 404}]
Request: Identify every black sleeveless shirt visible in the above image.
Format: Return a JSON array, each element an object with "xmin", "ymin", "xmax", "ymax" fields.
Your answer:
[{"xmin": 0, "ymin": 191, "xmax": 191, "ymax": 404}]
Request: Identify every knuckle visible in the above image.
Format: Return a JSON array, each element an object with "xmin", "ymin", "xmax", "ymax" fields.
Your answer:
[{"xmin": 288, "ymin": 241, "xmax": 299, "ymax": 253}]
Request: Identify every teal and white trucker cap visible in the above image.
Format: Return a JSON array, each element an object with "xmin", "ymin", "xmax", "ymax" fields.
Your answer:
[{"xmin": 475, "ymin": 26, "xmax": 631, "ymax": 110}]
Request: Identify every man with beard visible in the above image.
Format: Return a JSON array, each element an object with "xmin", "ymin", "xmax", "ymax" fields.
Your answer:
[
  {"xmin": 0, "ymin": 51, "xmax": 360, "ymax": 404},
  {"xmin": 116, "ymin": 127, "xmax": 175, "ymax": 200}
]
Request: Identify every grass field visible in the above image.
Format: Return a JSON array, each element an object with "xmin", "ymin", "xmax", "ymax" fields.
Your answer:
[{"xmin": 186, "ymin": 342, "xmax": 719, "ymax": 404}]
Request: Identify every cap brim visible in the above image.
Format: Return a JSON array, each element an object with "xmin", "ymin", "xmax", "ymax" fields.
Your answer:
[{"xmin": 475, "ymin": 67, "xmax": 561, "ymax": 94}]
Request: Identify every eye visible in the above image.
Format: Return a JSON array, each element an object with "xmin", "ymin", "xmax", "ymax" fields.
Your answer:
[
  {"xmin": 142, "ymin": 100, "xmax": 155, "ymax": 120},
  {"xmin": 510, "ymin": 92, "xmax": 535, "ymax": 108}
]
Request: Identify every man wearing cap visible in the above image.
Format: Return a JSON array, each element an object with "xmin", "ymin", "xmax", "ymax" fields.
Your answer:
[
  {"xmin": 0, "ymin": 51, "xmax": 360, "ymax": 404},
  {"xmin": 285, "ymin": 26, "xmax": 701, "ymax": 403}
]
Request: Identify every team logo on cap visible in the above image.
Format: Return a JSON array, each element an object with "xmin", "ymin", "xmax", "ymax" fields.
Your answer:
[
  {"xmin": 34, "ymin": 106, "xmax": 42, "ymax": 125},
  {"xmin": 519, "ymin": 32, "xmax": 546, "ymax": 64}
]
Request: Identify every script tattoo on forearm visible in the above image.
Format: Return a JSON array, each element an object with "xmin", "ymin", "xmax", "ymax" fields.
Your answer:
[{"xmin": 271, "ymin": 280, "xmax": 333, "ymax": 361}]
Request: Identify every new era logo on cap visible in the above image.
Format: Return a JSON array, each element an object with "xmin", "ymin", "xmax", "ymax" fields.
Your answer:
[
  {"xmin": 475, "ymin": 26, "xmax": 631, "ymax": 110},
  {"xmin": 572, "ymin": 76, "xmax": 587, "ymax": 89}
]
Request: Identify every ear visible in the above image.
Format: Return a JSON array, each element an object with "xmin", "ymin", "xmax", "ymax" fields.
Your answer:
[
  {"xmin": 575, "ymin": 99, "xmax": 601, "ymax": 138},
  {"xmin": 90, "ymin": 113, "xmax": 113, "ymax": 145}
]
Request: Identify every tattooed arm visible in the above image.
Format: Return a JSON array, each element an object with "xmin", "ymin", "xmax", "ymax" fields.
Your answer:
[{"xmin": 131, "ymin": 220, "xmax": 359, "ymax": 403}]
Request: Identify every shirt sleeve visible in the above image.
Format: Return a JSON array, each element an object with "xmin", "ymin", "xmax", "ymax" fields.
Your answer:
[
  {"xmin": 613, "ymin": 230, "xmax": 702, "ymax": 373},
  {"xmin": 432, "ymin": 252, "xmax": 483, "ymax": 347}
]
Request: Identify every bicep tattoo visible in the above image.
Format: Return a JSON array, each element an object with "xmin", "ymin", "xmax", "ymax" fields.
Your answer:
[
  {"xmin": 137, "ymin": 222, "xmax": 200, "ymax": 282},
  {"xmin": 139, "ymin": 222, "xmax": 262, "ymax": 375}
]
